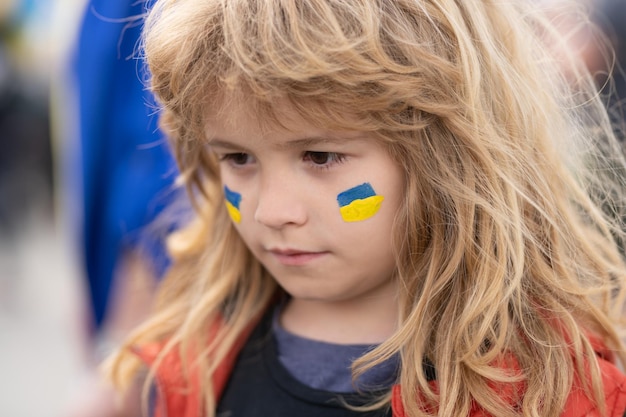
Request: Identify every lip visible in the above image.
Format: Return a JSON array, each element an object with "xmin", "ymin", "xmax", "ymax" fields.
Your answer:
[{"xmin": 267, "ymin": 248, "xmax": 328, "ymax": 266}]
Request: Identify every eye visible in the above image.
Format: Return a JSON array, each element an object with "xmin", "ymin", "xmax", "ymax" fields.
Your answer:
[
  {"xmin": 219, "ymin": 152, "xmax": 254, "ymax": 166},
  {"xmin": 303, "ymin": 151, "xmax": 346, "ymax": 168}
]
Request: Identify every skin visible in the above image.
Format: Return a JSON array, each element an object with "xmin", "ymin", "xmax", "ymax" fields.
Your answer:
[{"xmin": 206, "ymin": 98, "xmax": 405, "ymax": 345}]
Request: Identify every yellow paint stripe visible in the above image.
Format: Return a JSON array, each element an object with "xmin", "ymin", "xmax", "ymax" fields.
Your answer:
[
  {"xmin": 339, "ymin": 195, "xmax": 384, "ymax": 222},
  {"xmin": 225, "ymin": 201, "xmax": 241, "ymax": 223}
]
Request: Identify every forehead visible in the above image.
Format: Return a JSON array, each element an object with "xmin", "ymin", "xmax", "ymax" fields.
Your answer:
[
  {"xmin": 203, "ymin": 91, "xmax": 366, "ymax": 145},
  {"xmin": 205, "ymin": 94, "xmax": 294, "ymax": 139}
]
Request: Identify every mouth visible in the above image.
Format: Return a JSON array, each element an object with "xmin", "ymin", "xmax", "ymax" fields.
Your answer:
[{"xmin": 267, "ymin": 248, "xmax": 329, "ymax": 266}]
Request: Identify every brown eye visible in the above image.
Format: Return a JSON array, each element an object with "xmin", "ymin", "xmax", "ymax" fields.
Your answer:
[
  {"xmin": 303, "ymin": 151, "xmax": 347, "ymax": 170},
  {"xmin": 308, "ymin": 151, "xmax": 331, "ymax": 165},
  {"xmin": 221, "ymin": 152, "xmax": 251, "ymax": 165}
]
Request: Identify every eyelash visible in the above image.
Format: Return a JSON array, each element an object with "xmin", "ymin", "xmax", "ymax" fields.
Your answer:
[
  {"xmin": 303, "ymin": 151, "xmax": 347, "ymax": 170},
  {"xmin": 218, "ymin": 151, "xmax": 347, "ymax": 170},
  {"xmin": 219, "ymin": 153, "xmax": 252, "ymax": 166}
]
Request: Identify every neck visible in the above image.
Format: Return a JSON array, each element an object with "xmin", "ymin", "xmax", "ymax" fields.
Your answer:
[{"xmin": 279, "ymin": 286, "xmax": 398, "ymax": 345}]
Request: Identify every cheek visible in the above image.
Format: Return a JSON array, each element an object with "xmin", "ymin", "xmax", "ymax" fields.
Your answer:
[
  {"xmin": 224, "ymin": 185, "xmax": 243, "ymax": 223},
  {"xmin": 336, "ymin": 182, "xmax": 385, "ymax": 223}
]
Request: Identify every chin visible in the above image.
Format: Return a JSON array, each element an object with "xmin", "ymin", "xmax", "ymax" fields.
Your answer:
[{"xmin": 279, "ymin": 285, "xmax": 338, "ymax": 303}]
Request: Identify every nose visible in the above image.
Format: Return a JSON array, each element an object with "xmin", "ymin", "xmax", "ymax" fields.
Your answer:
[{"xmin": 254, "ymin": 172, "xmax": 308, "ymax": 229}]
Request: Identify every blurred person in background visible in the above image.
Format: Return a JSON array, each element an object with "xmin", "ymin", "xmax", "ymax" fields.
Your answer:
[
  {"xmin": 53, "ymin": 0, "xmax": 181, "ymax": 415},
  {"xmin": 560, "ymin": 0, "xmax": 626, "ymax": 140},
  {"xmin": 541, "ymin": 0, "xmax": 625, "ymax": 139},
  {"xmin": 0, "ymin": 0, "xmax": 53, "ymax": 302},
  {"xmin": 568, "ymin": 0, "xmax": 626, "ymax": 255},
  {"xmin": 590, "ymin": 0, "xmax": 626, "ymax": 140},
  {"xmin": 545, "ymin": 0, "xmax": 626, "ymax": 256}
]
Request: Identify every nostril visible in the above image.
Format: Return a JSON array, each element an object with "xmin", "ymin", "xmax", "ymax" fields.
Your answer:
[{"xmin": 254, "ymin": 187, "xmax": 307, "ymax": 228}]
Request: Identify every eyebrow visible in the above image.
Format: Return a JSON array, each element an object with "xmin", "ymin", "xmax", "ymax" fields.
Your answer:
[
  {"xmin": 208, "ymin": 135, "xmax": 360, "ymax": 151},
  {"xmin": 207, "ymin": 139, "xmax": 248, "ymax": 151}
]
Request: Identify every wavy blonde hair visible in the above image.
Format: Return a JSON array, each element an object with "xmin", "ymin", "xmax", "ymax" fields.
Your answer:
[{"xmin": 107, "ymin": 1, "xmax": 626, "ymax": 416}]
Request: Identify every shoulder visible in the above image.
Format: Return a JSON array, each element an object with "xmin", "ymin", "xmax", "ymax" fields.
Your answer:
[
  {"xmin": 560, "ymin": 342, "xmax": 626, "ymax": 417},
  {"xmin": 391, "ymin": 343, "xmax": 626, "ymax": 417},
  {"xmin": 131, "ymin": 313, "xmax": 261, "ymax": 417},
  {"xmin": 131, "ymin": 317, "xmax": 223, "ymax": 417},
  {"xmin": 473, "ymin": 343, "xmax": 626, "ymax": 417}
]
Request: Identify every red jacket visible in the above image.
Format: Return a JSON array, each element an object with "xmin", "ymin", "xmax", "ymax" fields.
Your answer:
[{"xmin": 134, "ymin": 316, "xmax": 626, "ymax": 417}]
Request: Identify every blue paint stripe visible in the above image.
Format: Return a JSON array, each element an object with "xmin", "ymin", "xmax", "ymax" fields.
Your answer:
[
  {"xmin": 224, "ymin": 185, "xmax": 242, "ymax": 209},
  {"xmin": 337, "ymin": 183, "xmax": 377, "ymax": 207}
]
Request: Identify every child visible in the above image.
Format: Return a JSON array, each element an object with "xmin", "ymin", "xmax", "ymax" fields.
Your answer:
[{"xmin": 107, "ymin": 0, "xmax": 626, "ymax": 416}]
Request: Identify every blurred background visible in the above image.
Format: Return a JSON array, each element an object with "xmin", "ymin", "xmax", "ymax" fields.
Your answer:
[
  {"xmin": 1, "ymin": 0, "xmax": 178, "ymax": 416},
  {"xmin": 0, "ymin": 0, "xmax": 623, "ymax": 416},
  {"xmin": 0, "ymin": 0, "xmax": 87, "ymax": 416}
]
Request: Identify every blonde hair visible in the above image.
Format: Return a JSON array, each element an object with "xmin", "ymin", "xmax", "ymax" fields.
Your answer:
[{"xmin": 107, "ymin": 1, "xmax": 626, "ymax": 416}]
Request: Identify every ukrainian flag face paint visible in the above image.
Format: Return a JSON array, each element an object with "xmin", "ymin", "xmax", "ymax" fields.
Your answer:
[
  {"xmin": 224, "ymin": 185, "xmax": 242, "ymax": 223},
  {"xmin": 337, "ymin": 183, "xmax": 385, "ymax": 222}
]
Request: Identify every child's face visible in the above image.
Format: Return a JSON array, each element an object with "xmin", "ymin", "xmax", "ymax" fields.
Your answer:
[{"xmin": 206, "ymin": 99, "xmax": 404, "ymax": 309}]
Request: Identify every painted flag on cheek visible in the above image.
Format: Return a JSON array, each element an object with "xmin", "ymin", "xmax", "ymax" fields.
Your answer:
[
  {"xmin": 224, "ymin": 185, "xmax": 242, "ymax": 223},
  {"xmin": 337, "ymin": 183, "xmax": 384, "ymax": 222}
]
